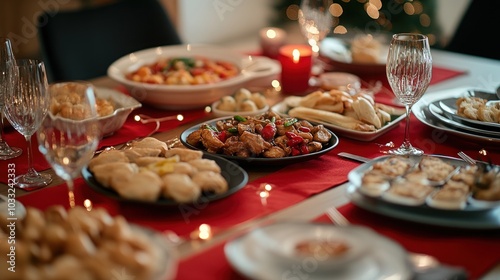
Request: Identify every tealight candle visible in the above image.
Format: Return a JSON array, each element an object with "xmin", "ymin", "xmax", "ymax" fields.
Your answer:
[
  {"xmin": 278, "ymin": 44, "xmax": 312, "ymax": 95},
  {"xmin": 259, "ymin": 27, "xmax": 287, "ymax": 59}
]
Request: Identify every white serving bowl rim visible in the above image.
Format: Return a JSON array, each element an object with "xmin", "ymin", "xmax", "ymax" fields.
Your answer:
[{"xmin": 107, "ymin": 44, "xmax": 281, "ymax": 109}]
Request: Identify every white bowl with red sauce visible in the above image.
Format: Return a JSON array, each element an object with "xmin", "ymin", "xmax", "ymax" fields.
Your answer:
[
  {"xmin": 248, "ymin": 222, "xmax": 370, "ymax": 271},
  {"xmin": 107, "ymin": 44, "xmax": 281, "ymax": 110}
]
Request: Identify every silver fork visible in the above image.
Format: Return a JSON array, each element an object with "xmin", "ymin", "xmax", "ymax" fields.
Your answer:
[{"xmin": 457, "ymin": 151, "xmax": 476, "ymax": 165}]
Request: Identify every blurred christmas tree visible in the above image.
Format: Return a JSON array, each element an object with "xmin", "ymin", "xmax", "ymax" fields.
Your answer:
[{"xmin": 273, "ymin": 0, "xmax": 443, "ymax": 47}]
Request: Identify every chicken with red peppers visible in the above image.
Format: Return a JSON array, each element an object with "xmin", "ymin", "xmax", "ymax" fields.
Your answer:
[{"xmin": 186, "ymin": 112, "xmax": 332, "ymax": 158}]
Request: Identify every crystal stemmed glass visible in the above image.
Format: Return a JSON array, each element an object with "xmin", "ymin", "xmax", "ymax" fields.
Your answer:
[
  {"xmin": 386, "ymin": 33, "xmax": 432, "ymax": 155},
  {"xmin": 37, "ymin": 82, "xmax": 101, "ymax": 207},
  {"xmin": 298, "ymin": 0, "xmax": 333, "ymax": 75},
  {"xmin": 0, "ymin": 37, "xmax": 22, "ymax": 160},
  {"xmin": 4, "ymin": 59, "xmax": 52, "ymax": 188}
]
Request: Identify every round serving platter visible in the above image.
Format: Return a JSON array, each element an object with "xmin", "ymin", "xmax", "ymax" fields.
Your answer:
[
  {"xmin": 346, "ymin": 155, "xmax": 500, "ymax": 229},
  {"xmin": 82, "ymin": 153, "xmax": 248, "ymax": 206},
  {"xmin": 180, "ymin": 116, "xmax": 339, "ymax": 166}
]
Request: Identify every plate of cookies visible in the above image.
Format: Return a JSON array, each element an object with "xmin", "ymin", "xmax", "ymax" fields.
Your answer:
[
  {"xmin": 319, "ymin": 34, "xmax": 389, "ymax": 75},
  {"xmin": 82, "ymin": 137, "xmax": 248, "ymax": 205}
]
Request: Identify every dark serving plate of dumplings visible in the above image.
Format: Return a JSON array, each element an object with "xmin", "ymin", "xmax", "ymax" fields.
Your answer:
[{"xmin": 82, "ymin": 153, "xmax": 248, "ymax": 206}]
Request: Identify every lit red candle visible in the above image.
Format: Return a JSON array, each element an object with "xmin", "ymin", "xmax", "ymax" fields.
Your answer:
[
  {"xmin": 259, "ymin": 27, "xmax": 287, "ymax": 59},
  {"xmin": 278, "ymin": 44, "xmax": 312, "ymax": 95}
]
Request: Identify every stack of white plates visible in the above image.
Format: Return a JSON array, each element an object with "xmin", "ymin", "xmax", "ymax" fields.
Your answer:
[
  {"xmin": 224, "ymin": 222, "xmax": 412, "ymax": 280},
  {"xmin": 413, "ymin": 87, "xmax": 500, "ymax": 143}
]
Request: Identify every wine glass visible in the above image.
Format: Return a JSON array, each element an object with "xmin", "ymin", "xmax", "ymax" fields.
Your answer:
[
  {"xmin": 298, "ymin": 0, "xmax": 333, "ymax": 75},
  {"xmin": 386, "ymin": 33, "xmax": 432, "ymax": 155},
  {"xmin": 0, "ymin": 37, "xmax": 22, "ymax": 160},
  {"xmin": 37, "ymin": 82, "xmax": 101, "ymax": 207},
  {"xmin": 4, "ymin": 59, "xmax": 52, "ymax": 188}
]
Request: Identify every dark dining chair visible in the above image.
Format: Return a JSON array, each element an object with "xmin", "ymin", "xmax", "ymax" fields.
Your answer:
[
  {"xmin": 37, "ymin": 0, "xmax": 182, "ymax": 82},
  {"xmin": 445, "ymin": 1, "xmax": 500, "ymax": 60}
]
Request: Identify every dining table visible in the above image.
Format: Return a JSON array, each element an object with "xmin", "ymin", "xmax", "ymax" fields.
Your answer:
[{"xmin": 1, "ymin": 39, "xmax": 500, "ymax": 280}]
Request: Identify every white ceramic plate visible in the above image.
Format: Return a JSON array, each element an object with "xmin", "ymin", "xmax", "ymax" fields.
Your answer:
[
  {"xmin": 271, "ymin": 99, "xmax": 406, "ymax": 141},
  {"xmin": 428, "ymin": 102, "xmax": 500, "ymax": 137},
  {"xmin": 94, "ymin": 87, "xmax": 142, "ymax": 136},
  {"xmin": 413, "ymin": 87, "xmax": 500, "ymax": 144},
  {"xmin": 107, "ymin": 44, "xmax": 281, "ymax": 110},
  {"xmin": 438, "ymin": 97, "xmax": 500, "ymax": 130},
  {"xmin": 224, "ymin": 222, "xmax": 412, "ymax": 280}
]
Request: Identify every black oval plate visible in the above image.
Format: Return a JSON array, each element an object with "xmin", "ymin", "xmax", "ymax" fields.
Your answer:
[
  {"xmin": 179, "ymin": 116, "xmax": 339, "ymax": 165},
  {"xmin": 82, "ymin": 153, "xmax": 248, "ymax": 206}
]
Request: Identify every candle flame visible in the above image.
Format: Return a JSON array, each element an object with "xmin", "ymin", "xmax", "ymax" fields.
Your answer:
[
  {"xmin": 292, "ymin": 49, "xmax": 301, "ymax": 63},
  {"xmin": 266, "ymin": 29, "xmax": 277, "ymax": 39}
]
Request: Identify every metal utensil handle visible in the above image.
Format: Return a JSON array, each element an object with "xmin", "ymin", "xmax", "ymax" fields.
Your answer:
[{"xmin": 337, "ymin": 152, "xmax": 371, "ymax": 163}]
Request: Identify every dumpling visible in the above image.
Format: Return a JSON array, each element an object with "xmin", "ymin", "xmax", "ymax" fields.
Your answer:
[
  {"xmin": 192, "ymin": 171, "xmax": 228, "ymax": 194},
  {"xmin": 129, "ymin": 137, "xmax": 169, "ymax": 156},
  {"xmin": 92, "ymin": 162, "xmax": 138, "ymax": 187},
  {"xmin": 134, "ymin": 156, "xmax": 169, "ymax": 167},
  {"xmin": 163, "ymin": 147, "xmax": 203, "ymax": 162},
  {"xmin": 110, "ymin": 169, "xmax": 163, "ymax": 202},
  {"xmin": 88, "ymin": 150, "xmax": 129, "ymax": 171},
  {"xmin": 172, "ymin": 162, "xmax": 196, "ymax": 176},
  {"xmin": 162, "ymin": 173, "xmax": 200, "ymax": 203},
  {"xmin": 187, "ymin": 158, "xmax": 221, "ymax": 173},
  {"xmin": 123, "ymin": 147, "xmax": 162, "ymax": 162}
]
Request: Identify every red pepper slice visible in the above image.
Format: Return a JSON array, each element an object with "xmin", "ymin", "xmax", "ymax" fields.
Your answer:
[
  {"xmin": 285, "ymin": 131, "xmax": 298, "ymax": 139},
  {"xmin": 298, "ymin": 126, "xmax": 311, "ymax": 133},
  {"xmin": 300, "ymin": 144, "xmax": 309, "ymax": 154},
  {"xmin": 291, "ymin": 147, "xmax": 301, "ymax": 156},
  {"xmin": 287, "ymin": 137, "xmax": 303, "ymax": 147},
  {"xmin": 261, "ymin": 123, "xmax": 277, "ymax": 141},
  {"xmin": 217, "ymin": 130, "xmax": 228, "ymax": 142}
]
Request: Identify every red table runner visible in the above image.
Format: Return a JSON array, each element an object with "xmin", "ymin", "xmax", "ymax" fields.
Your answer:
[
  {"xmin": 0, "ymin": 66, "xmax": 464, "ymax": 184},
  {"xmin": 10, "ymin": 65, "xmax": 500, "ymax": 279}
]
